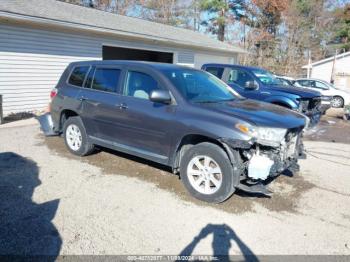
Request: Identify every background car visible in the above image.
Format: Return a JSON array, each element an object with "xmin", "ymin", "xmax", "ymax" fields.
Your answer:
[
  {"xmin": 202, "ymin": 64, "xmax": 322, "ymax": 126},
  {"xmin": 273, "ymin": 76, "xmax": 332, "ymax": 113},
  {"xmin": 294, "ymin": 78, "xmax": 350, "ymax": 108}
]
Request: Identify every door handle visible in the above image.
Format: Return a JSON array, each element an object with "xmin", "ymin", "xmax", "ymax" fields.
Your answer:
[{"xmin": 119, "ymin": 103, "xmax": 128, "ymax": 110}]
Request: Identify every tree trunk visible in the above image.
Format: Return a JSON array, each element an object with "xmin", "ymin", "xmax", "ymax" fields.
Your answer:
[{"xmin": 218, "ymin": 24, "xmax": 225, "ymax": 41}]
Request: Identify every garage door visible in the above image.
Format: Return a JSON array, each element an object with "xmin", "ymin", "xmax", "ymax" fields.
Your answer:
[{"xmin": 103, "ymin": 46, "xmax": 173, "ymax": 63}]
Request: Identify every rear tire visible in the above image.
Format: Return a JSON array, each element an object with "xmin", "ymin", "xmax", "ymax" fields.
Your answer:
[
  {"xmin": 63, "ymin": 116, "xmax": 94, "ymax": 156},
  {"xmin": 179, "ymin": 142, "xmax": 237, "ymax": 203}
]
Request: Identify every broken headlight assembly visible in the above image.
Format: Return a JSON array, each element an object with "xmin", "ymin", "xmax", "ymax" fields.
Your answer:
[{"xmin": 236, "ymin": 123, "xmax": 287, "ymax": 147}]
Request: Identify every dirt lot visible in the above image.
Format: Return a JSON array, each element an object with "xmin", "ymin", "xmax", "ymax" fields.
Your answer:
[{"xmin": 0, "ymin": 114, "xmax": 350, "ymax": 257}]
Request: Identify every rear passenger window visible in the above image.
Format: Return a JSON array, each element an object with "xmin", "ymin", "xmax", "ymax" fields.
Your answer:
[
  {"xmin": 68, "ymin": 66, "xmax": 89, "ymax": 87},
  {"xmin": 91, "ymin": 68, "xmax": 121, "ymax": 93},
  {"xmin": 205, "ymin": 67, "xmax": 224, "ymax": 79}
]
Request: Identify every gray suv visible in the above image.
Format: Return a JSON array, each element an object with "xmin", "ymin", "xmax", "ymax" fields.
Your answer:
[{"xmin": 49, "ymin": 61, "xmax": 307, "ymax": 203}]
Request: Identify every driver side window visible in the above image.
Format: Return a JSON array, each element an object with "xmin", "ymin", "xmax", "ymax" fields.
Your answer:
[
  {"xmin": 227, "ymin": 69, "xmax": 254, "ymax": 88},
  {"xmin": 297, "ymin": 80, "xmax": 312, "ymax": 87},
  {"xmin": 314, "ymin": 81, "xmax": 328, "ymax": 89},
  {"xmin": 124, "ymin": 71, "xmax": 159, "ymax": 100}
]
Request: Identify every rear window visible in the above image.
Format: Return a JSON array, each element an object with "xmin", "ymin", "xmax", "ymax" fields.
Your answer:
[
  {"xmin": 204, "ymin": 67, "xmax": 224, "ymax": 79},
  {"xmin": 91, "ymin": 68, "xmax": 121, "ymax": 93},
  {"xmin": 68, "ymin": 66, "xmax": 90, "ymax": 87}
]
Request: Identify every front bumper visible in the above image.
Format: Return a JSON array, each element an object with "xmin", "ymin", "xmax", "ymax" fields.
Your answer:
[
  {"xmin": 222, "ymin": 129, "xmax": 303, "ymax": 195},
  {"xmin": 249, "ymin": 133, "xmax": 301, "ymax": 180}
]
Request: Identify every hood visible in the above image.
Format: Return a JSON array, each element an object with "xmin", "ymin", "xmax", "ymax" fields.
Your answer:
[
  {"xmin": 200, "ymin": 99, "xmax": 306, "ymax": 129},
  {"xmin": 265, "ymin": 84, "xmax": 321, "ymax": 98},
  {"xmin": 336, "ymin": 88, "xmax": 350, "ymax": 96}
]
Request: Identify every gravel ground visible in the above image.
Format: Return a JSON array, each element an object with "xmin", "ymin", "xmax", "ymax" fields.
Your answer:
[{"xmin": 0, "ymin": 117, "xmax": 350, "ymax": 257}]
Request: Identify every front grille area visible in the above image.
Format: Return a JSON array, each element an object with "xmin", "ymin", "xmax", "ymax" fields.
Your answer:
[
  {"xmin": 298, "ymin": 97, "xmax": 322, "ymax": 127},
  {"xmin": 299, "ymin": 97, "xmax": 321, "ymax": 115},
  {"xmin": 299, "ymin": 100, "xmax": 309, "ymax": 113},
  {"xmin": 308, "ymin": 97, "xmax": 321, "ymax": 110}
]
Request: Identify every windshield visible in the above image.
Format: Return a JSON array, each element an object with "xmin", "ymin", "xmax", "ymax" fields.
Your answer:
[
  {"xmin": 277, "ymin": 78, "xmax": 292, "ymax": 86},
  {"xmin": 252, "ymin": 69, "xmax": 282, "ymax": 85},
  {"xmin": 161, "ymin": 68, "xmax": 240, "ymax": 103},
  {"xmin": 327, "ymin": 82, "xmax": 337, "ymax": 89}
]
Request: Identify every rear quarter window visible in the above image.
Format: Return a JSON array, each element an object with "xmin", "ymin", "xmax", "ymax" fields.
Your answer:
[{"xmin": 68, "ymin": 66, "xmax": 90, "ymax": 87}]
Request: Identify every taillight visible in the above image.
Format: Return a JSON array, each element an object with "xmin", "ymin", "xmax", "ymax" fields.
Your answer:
[{"xmin": 50, "ymin": 88, "xmax": 57, "ymax": 100}]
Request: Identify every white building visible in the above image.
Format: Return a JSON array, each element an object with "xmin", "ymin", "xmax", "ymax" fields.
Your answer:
[
  {"xmin": 302, "ymin": 51, "xmax": 350, "ymax": 91},
  {"xmin": 0, "ymin": 0, "xmax": 245, "ymax": 116}
]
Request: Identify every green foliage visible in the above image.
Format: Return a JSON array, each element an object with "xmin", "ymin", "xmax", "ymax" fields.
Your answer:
[
  {"xmin": 199, "ymin": 0, "xmax": 246, "ymax": 40},
  {"xmin": 200, "ymin": 0, "xmax": 227, "ymax": 11},
  {"xmin": 333, "ymin": 4, "xmax": 350, "ymax": 51},
  {"xmin": 295, "ymin": 0, "xmax": 312, "ymax": 15}
]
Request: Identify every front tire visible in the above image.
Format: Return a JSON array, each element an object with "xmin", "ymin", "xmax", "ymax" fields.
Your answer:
[
  {"xmin": 179, "ymin": 142, "xmax": 237, "ymax": 203},
  {"xmin": 331, "ymin": 96, "xmax": 344, "ymax": 108},
  {"xmin": 63, "ymin": 116, "xmax": 94, "ymax": 156}
]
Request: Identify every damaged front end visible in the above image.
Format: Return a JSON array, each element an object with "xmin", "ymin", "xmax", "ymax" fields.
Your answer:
[
  {"xmin": 221, "ymin": 126, "xmax": 304, "ymax": 196},
  {"xmin": 298, "ymin": 97, "xmax": 322, "ymax": 127}
]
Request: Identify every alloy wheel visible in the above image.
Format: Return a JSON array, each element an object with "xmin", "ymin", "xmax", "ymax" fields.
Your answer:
[
  {"xmin": 331, "ymin": 97, "xmax": 343, "ymax": 108},
  {"xmin": 66, "ymin": 124, "xmax": 82, "ymax": 151},
  {"xmin": 186, "ymin": 155, "xmax": 223, "ymax": 195}
]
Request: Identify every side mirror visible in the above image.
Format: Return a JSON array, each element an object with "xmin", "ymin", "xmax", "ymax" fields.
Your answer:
[
  {"xmin": 245, "ymin": 81, "xmax": 259, "ymax": 90},
  {"xmin": 150, "ymin": 90, "xmax": 172, "ymax": 104}
]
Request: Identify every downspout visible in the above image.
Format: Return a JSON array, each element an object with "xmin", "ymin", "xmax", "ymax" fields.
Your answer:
[
  {"xmin": 307, "ymin": 50, "xmax": 312, "ymax": 78},
  {"xmin": 330, "ymin": 49, "xmax": 338, "ymax": 84}
]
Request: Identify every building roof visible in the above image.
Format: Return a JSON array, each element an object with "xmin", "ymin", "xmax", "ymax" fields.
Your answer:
[
  {"xmin": 302, "ymin": 51, "xmax": 350, "ymax": 69},
  {"xmin": 0, "ymin": 0, "xmax": 246, "ymax": 55}
]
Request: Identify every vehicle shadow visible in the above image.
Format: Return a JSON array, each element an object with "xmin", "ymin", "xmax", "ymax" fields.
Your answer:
[
  {"xmin": 178, "ymin": 224, "xmax": 258, "ymax": 262},
  {"xmin": 0, "ymin": 152, "xmax": 61, "ymax": 258}
]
